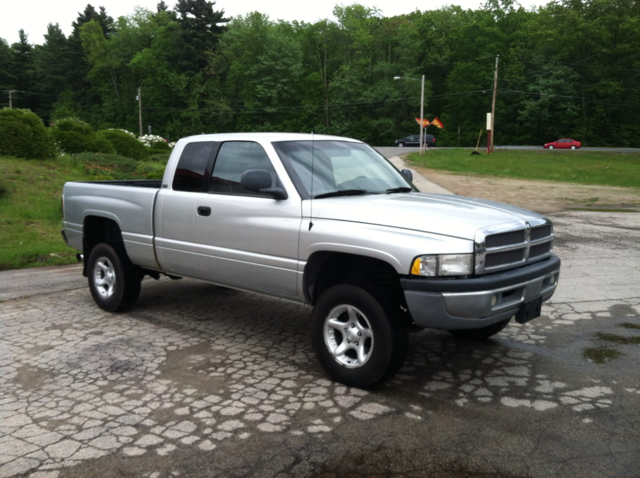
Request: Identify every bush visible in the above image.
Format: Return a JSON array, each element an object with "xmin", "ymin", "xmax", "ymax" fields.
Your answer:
[
  {"xmin": 149, "ymin": 140, "xmax": 171, "ymax": 152},
  {"xmin": 149, "ymin": 153, "xmax": 171, "ymax": 163},
  {"xmin": 97, "ymin": 129, "xmax": 149, "ymax": 160},
  {"xmin": 54, "ymin": 117, "xmax": 93, "ymax": 135},
  {"xmin": 144, "ymin": 168, "xmax": 166, "ymax": 180},
  {"xmin": 0, "ymin": 109, "xmax": 57, "ymax": 159},
  {"xmin": 51, "ymin": 118, "xmax": 116, "ymax": 155}
]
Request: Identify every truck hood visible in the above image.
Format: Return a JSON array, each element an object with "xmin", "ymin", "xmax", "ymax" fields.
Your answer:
[{"xmin": 309, "ymin": 192, "xmax": 545, "ymax": 240}]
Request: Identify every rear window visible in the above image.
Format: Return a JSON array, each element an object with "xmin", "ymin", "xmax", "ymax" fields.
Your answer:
[{"xmin": 172, "ymin": 142, "xmax": 215, "ymax": 192}]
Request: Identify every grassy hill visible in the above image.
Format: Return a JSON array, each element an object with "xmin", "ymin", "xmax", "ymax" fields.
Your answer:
[
  {"xmin": 407, "ymin": 149, "xmax": 640, "ymax": 188},
  {"xmin": 0, "ymin": 154, "xmax": 166, "ymax": 270}
]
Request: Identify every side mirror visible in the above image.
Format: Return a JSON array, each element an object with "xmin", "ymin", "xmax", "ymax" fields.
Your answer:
[
  {"xmin": 241, "ymin": 169, "xmax": 288, "ymax": 200},
  {"xmin": 401, "ymin": 169, "xmax": 413, "ymax": 182}
]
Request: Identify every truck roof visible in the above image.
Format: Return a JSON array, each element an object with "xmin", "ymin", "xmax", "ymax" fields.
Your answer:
[{"xmin": 179, "ymin": 132, "xmax": 361, "ymax": 143}]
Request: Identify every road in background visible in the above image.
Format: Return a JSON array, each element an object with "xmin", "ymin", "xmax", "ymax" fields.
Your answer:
[{"xmin": 377, "ymin": 146, "xmax": 640, "ymax": 153}]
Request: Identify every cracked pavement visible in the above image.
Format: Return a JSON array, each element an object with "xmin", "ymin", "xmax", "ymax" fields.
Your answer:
[{"xmin": 1, "ymin": 210, "xmax": 639, "ymax": 478}]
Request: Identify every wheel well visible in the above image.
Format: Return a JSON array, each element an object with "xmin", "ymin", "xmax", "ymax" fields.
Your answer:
[
  {"xmin": 82, "ymin": 216, "xmax": 124, "ymax": 276},
  {"xmin": 304, "ymin": 252, "xmax": 405, "ymax": 308}
]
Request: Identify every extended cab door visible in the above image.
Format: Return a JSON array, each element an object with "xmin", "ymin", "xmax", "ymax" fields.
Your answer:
[
  {"xmin": 192, "ymin": 141, "xmax": 302, "ymax": 299},
  {"xmin": 154, "ymin": 141, "xmax": 217, "ymax": 277}
]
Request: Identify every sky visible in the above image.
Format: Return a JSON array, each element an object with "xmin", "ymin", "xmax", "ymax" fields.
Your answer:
[{"xmin": 1, "ymin": 0, "xmax": 542, "ymax": 46}]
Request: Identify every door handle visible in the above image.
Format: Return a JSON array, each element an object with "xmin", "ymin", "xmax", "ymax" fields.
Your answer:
[{"xmin": 197, "ymin": 206, "xmax": 211, "ymax": 217}]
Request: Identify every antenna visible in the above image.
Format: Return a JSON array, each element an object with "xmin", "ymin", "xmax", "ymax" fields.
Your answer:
[{"xmin": 309, "ymin": 132, "xmax": 315, "ymax": 231}]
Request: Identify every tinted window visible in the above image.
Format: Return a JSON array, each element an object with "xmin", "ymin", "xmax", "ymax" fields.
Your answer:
[
  {"xmin": 172, "ymin": 142, "xmax": 214, "ymax": 192},
  {"xmin": 209, "ymin": 141, "xmax": 278, "ymax": 196}
]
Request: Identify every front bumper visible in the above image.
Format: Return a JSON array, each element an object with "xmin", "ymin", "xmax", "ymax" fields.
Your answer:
[{"xmin": 401, "ymin": 254, "xmax": 561, "ymax": 330}]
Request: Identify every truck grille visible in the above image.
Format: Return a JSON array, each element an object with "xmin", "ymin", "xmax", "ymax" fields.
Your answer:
[{"xmin": 474, "ymin": 219, "xmax": 554, "ymax": 275}]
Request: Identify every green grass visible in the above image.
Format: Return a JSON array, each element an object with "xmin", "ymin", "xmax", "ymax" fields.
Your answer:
[
  {"xmin": 407, "ymin": 149, "xmax": 640, "ymax": 189},
  {"xmin": 0, "ymin": 154, "xmax": 166, "ymax": 270}
]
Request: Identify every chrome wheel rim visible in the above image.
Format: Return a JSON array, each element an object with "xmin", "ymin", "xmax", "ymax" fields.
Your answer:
[
  {"xmin": 93, "ymin": 256, "xmax": 116, "ymax": 298},
  {"xmin": 323, "ymin": 305, "xmax": 374, "ymax": 368}
]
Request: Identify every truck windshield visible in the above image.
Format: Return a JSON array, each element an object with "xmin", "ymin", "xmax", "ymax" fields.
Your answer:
[{"xmin": 273, "ymin": 140, "xmax": 413, "ymax": 199}]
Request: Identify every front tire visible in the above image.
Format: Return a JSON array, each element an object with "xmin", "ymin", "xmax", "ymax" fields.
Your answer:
[
  {"xmin": 447, "ymin": 318, "xmax": 511, "ymax": 341},
  {"xmin": 397, "ymin": 143, "xmax": 404, "ymax": 147},
  {"xmin": 311, "ymin": 284, "xmax": 409, "ymax": 388},
  {"xmin": 570, "ymin": 145, "xmax": 576, "ymax": 150},
  {"xmin": 88, "ymin": 243, "xmax": 141, "ymax": 312},
  {"xmin": 548, "ymin": 145, "xmax": 554, "ymax": 150}
]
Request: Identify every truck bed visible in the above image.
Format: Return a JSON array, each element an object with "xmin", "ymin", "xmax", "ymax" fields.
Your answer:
[{"xmin": 62, "ymin": 181, "xmax": 162, "ymax": 270}]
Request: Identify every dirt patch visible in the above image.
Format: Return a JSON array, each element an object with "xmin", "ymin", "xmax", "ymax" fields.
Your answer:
[{"xmin": 412, "ymin": 166, "xmax": 640, "ymax": 215}]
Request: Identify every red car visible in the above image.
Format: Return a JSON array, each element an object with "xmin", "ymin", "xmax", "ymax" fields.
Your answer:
[{"xmin": 544, "ymin": 138, "xmax": 581, "ymax": 150}]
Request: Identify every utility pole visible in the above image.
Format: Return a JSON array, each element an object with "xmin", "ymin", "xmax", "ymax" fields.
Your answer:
[
  {"xmin": 9, "ymin": 90, "xmax": 17, "ymax": 109},
  {"xmin": 420, "ymin": 74, "xmax": 425, "ymax": 156},
  {"xmin": 490, "ymin": 55, "xmax": 499, "ymax": 153},
  {"xmin": 137, "ymin": 87, "xmax": 143, "ymax": 137}
]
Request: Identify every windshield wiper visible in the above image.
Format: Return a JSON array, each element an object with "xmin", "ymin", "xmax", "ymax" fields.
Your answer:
[
  {"xmin": 385, "ymin": 187, "xmax": 413, "ymax": 194},
  {"xmin": 314, "ymin": 189, "xmax": 368, "ymax": 199}
]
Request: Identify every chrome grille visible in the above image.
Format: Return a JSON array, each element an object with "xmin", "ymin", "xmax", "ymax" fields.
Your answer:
[{"xmin": 474, "ymin": 219, "xmax": 554, "ymax": 274}]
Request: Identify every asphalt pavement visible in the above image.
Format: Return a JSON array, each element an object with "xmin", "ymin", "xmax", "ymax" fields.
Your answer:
[{"xmin": 1, "ymin": 167, "xmax": 639, "ymax": 478}]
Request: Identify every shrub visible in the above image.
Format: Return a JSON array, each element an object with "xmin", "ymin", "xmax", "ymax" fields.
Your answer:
[
  {"xmin": 149, "ymin": 140, "xmax": 171, "ymax": 152},
  {"xmin": 144, "ymin": 168, "xmax": 166, "ymax": 180},
  {"xmin": 0, "ymin": 109, "xmax": 57, "ymax": 159},
  {"xmin": 54, "ymin": 117, "xmax": 93, "ymax": 135},
  {"xmin": 97, "ymin": 129, "xmax": 149, "ymax": 160},
  {"xmin": 51, "ymin": 118, "xmax": 115, "ymax": 155},
  {"xmin": 149, "ymin": 153, "xmax": 171, "ymax": 162},
  {"xmin": 52, "ymin": 130, "xmax": 115, "ymax": 155}
]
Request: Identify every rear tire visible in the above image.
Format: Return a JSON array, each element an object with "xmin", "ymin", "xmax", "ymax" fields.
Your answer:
[
  {"xmin": 447, "ymin": 318, "xmax": 511, "ymax": 341},
  {"xmin": 88, "ymin": 243, "xmax": 141, "ymax": 312},
  {"xmin": 311, "ymin": 283, "xmax": 409, "ymax": 388}
]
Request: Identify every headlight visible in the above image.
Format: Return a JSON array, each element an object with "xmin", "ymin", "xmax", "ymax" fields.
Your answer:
[{"xmin": 411, "ymin": 254, "xmax": 474, "ymax": 277}]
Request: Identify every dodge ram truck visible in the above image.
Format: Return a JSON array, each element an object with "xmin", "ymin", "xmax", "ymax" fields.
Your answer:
[{"xmin": 62, "ymin": 133, "xmax": 561, "ymax": 388}]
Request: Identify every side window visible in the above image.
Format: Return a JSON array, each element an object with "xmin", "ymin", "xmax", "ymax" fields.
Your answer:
[
  {"xmin": 172, "ymin": 142, "xmax": 214, "ymax": 192},
  {"xmin": 210, "ymin": 141, "xmax": 278, "ymax": 196}
]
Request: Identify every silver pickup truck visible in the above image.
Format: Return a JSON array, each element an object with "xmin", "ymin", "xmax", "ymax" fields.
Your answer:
[{"xmin": 62, "ymin": 133, "xmax": 560, "ymax": 388}]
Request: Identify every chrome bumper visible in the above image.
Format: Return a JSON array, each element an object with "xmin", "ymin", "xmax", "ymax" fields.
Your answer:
[{"xmin": 402, "ymin": 255, "xmax": 561, "ymax": 330}]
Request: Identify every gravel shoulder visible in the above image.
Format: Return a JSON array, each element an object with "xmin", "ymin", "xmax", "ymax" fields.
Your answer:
[{"xmin": 410, "ymin": 165, "xmax": 640, "ymax": 215}]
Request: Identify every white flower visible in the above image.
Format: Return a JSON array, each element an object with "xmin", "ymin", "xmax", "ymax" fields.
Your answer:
[{"xmin": 137, "ymin": 134, "xmax": 172, "ymax": 148}]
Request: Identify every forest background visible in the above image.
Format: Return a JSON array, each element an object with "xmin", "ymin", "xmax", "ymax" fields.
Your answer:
[{"xmin": 1, "ymin": 0, "xmax": 639, "ymax": 148}]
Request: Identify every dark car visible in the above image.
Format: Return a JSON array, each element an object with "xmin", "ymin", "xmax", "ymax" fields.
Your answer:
[
  {"xmin": 544, "ymin": 138, "xmax": 581, "ymax": 150},
  {"xmin": 395, "ymin": 134, "xmax": 436, "ymax": 147}
]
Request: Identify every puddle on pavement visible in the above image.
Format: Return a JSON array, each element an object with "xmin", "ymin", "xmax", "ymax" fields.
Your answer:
[
  {"xmin": 583, "ymin": 346, "xmax": 623, "ymax": 364},
  {"xmin": 583, "ymin": 321, "xmax": 640, "ymax": 364}
]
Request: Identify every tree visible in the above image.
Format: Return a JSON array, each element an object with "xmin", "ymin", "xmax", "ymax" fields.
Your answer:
[
  {"xmin": 9, "ymin": 30, "xmax": 34, "ymax": 110},
  {"xmin": 173, "ymin": 0, "xmax": 228, "ymax": 74},
  {"xmin": 0, "ymin": 38, "xmax": 14, "ymax": 107},
  {"xmin": 81, "ymin": 20, "xmax": 121, "ymax": 100},
  {"xmin": 31, "ymin": 24, "xmax": 73, "ymax": 123}
]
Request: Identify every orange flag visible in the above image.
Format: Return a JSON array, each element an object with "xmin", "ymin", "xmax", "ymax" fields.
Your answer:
[
  {"xmin": 415, "ymin": 117, "xmax": 430, "ymax": 127},
  {"xmin": 431, "ymin": 116, "xmax": 444, "ymax": 129}
]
